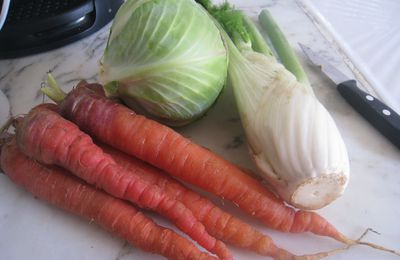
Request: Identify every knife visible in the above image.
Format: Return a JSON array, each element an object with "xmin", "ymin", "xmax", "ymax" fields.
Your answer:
[{"xmin": 299, "ymin": 43, "xmax": 400, "ymax": 150}]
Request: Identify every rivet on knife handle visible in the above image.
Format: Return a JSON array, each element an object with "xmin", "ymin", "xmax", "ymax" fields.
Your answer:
[{"xmin": 337, "ymin": 80, "xmax": 400, "ymax": 149}]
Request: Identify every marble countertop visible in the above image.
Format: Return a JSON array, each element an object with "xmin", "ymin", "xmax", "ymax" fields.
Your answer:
[{"xmin": 0, "ymin": 1, "xmax": 399, "ymax": 259}]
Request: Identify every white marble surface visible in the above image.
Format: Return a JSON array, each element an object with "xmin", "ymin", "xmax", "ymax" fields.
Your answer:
[
  {"xmin": 301, "ymin": 0, "xmax": 400, "ymax": 114},
  {"xmin": 0, "ymin": 89, "xmax": 9, "ymax": 125},
  {"xmin": 0, "ymin": 1, "xmax": 399, "ymax": 259}
]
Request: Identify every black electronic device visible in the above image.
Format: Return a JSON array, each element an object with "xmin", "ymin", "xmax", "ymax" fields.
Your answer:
[{"xmin": 0, "ymin": 0, "xmax": 123, "ymax": 59}]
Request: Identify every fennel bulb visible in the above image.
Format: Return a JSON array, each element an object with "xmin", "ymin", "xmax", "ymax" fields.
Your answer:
[
  {"xmin": 100, "ymin": 0, "xmax": 227, "ymax": 126},
  {"xmin": 198, "ymin": 1, "xmax": 350, "ymax": 210},
  {"xmin": 231, "ymin": 50, "xmax": 349, "ymax": 210}
]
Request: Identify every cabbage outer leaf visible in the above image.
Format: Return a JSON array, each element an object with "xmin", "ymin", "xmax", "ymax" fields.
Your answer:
[{"xmin": 101, "ymin": 0, "xmax": 227, "ymax": 124}]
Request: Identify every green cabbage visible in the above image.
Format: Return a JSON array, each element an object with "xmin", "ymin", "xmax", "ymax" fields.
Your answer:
[{"xmin": 100, "ymin": 0, "xmax": 228, "ymax": 126}]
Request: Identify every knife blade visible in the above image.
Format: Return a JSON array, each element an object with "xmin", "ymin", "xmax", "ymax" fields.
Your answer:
[{"xmin": 299, "ymin": 43, "xmax": 400, "ymax": 150}]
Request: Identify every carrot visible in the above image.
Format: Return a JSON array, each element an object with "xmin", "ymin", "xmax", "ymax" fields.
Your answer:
[
  {"xmin": 50, "ymin": 81, "xmax": 349, "ymax": 242},
  {"xmin": 43, "ymin": 78, "xmax": 400, "ymax": 257},
  {"xmin": 0, "ymin": 138, "xmax": 217, "ymax": 260},
  {"xmin": 101, "ymin": 142, "xmax": 294, "ymax": 259},
  {"xmin": 13, "ymin": 103, "xmax": 231, "ymax": 260}
]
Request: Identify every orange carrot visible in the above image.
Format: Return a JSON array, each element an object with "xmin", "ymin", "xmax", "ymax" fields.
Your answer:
[
  {"xmin": 13, "ymin": 103, "xmax": 231, "ymax": 260},
  {"xmin": 0, "ymin": 138, "xmax": 216, "ymax": 260},
  {"xmin": 45, "ymin": 80, "xmax": 400, "ymax": 257},
  {"xmin": 53, "ymin": 81, "xmax": 350, "ymax": 244},
  {"xmin": 101, "ymin": 142, "xmax": 294, "ymax": 259}
]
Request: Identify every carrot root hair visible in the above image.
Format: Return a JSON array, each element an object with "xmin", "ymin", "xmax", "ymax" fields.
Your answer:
[
  {"xmin": 308, "ymin": 228, "xmax": 400, "ymax": 259},
  {"xmin": 294, "ymin": 247, "xmax": 350, "ymax": 260},
  {"xmin": 344, "ymin": 228, "xmax": 400, "ymax": 256},
  {"xmin": 290, "ymin": 228, "xmax": 399, "ymax": 260}
]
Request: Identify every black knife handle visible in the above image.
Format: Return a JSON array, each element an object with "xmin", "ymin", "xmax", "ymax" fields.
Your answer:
[{"xmin": 337, "ymin": 80, "xmax": 400, "ymax": 149}]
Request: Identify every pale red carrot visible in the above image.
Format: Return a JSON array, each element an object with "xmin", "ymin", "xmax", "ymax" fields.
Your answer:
[
  {"xmin": 0, "ymin": 138, "xmax": 216, "ymax": 260},
  {"xmin": 101, "ymin": 142, "xmax": 294, "ymax": 259},
  {"xmin": 51, "ymin": 81, "xmax": 349, "ymax": 243},
  {"xmin": 13, "ymin": 103, "xmax": 231, "ymax": 260},
  {"xmin": 44, "ymin": 79, "xmax": 400, "ymax": 257}
]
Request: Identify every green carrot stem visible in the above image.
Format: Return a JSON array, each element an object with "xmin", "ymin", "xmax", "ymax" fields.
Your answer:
[{"xmin": 41, "ymin": 73, "xmax": 67, "ymax": 104}]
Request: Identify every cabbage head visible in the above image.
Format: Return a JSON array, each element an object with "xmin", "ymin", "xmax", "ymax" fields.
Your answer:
[{"xmin": 100, "ymin": 0, "xmax": 228, "ymax": 126}]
